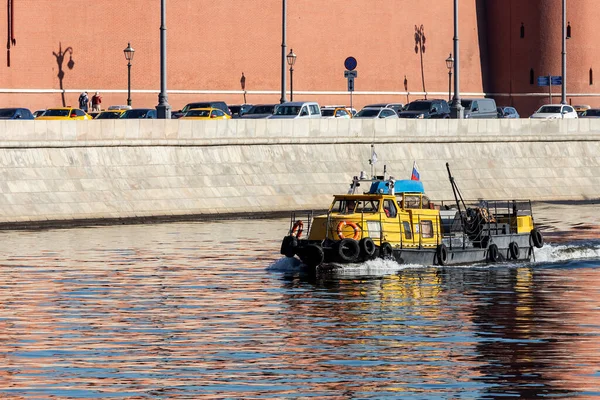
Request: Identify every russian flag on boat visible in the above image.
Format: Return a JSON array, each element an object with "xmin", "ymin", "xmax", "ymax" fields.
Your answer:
[{"xmin": 411, "ymin": 161, "xmax": 420, "ymax": 181}]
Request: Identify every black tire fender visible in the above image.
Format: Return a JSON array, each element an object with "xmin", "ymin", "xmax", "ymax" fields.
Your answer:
[
  {"xmin": 337, "ymin": 238, "xmax": 360, "ymax": 263},
  {"xmin": 359, "ymin": 237, "xmax": 376, "ymax": 259},
  {"xmin": 530, "ymin": 228, "xmax": 544, "ymax": 249},
  {"xmin": 379, "ymin": 242, "xmax": 394, "ymax": 260},
  {"xmin": 488, "ymin": 243, "xmax": 499, "ymax": 262},
  {"xmin": 509, "ymin": 241, "xmax": 520, "ymax": 260},
  {"xmin": 436, "ymin": 244, "xmax": 448, "ymax": 266},
  {"xmin": 280, "ymin": 235, "xmax": 298, "ymax": 258},
  {"xmin": 303, "ymin": 244, "xmax": 324, "ymax": 268}
]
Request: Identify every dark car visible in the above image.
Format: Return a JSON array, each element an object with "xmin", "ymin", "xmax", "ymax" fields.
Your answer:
[
  {"xmin": 398, "ymin": 99, "xmax": 450, "ymax": 119},
  {"xmin": 229, "ymin": 104, "xmax": 253, "ymax": 118},
  {"xmin": 120, "ymin": 108, "xmax": 157, "ymax": 119},
  {"xmin": 0, "ymin": 107, "xmax": 34, "ymax": 120},
  {"xmin": 497, "ymin": 106, "xmax": 520, "ymax": 118},
  {"xmin": 240, "ymin": 104, "xmax": 277, "ymax": 119},
  {"xmin": 580, "ymin": 108, "xmax": 600, "ymax": 118},
  {"xmin": 172, "ymin": 101, "xmax": 230, "ymax": 119},
  {"xmin": 363, "ymin": 103, "xmax": 405, "ymax": 114}
]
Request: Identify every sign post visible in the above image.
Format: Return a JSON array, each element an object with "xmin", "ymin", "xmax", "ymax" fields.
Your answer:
[
  {"xmin": 344, "ymin": 57, "xmax": 357, "ymax": 112},
  {"xmin": 538, "ymin": 75, "xmax": 562, "ymax": 104}
]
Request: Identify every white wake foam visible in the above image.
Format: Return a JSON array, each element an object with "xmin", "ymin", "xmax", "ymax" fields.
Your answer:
[{"xmin": 531, "ymin": 242, "xmax": 600, "ymax": 263}]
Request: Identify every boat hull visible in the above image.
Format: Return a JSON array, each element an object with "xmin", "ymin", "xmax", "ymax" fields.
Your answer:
[{"xmin": 286, "ymin": 233, "xmax": 535, "ymax": 269}]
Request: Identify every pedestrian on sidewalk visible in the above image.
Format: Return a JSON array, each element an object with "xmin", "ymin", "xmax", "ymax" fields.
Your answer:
[
  {"xmin": 78, "ymin": 91, "xmax": 89, "ymax": 112},
  {"xmin": 91, "ymin": 92, "xmax": 102, "ymax": 112}
]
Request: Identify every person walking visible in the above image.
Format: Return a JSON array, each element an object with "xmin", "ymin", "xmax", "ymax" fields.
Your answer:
[
  {"xmin": 78, "ymin": 91, "xmax": 89, "ymax": 112},
  {"xmin": 91, "ymin": 92, "xmax": 102, "ymax": 112}
]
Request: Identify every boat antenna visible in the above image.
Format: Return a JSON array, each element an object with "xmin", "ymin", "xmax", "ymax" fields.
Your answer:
[
  {"xmin": 446, "ymin": 163, "xmax": 469, "ymax": 234},
  {"xmin": 368, "ymin": 144, "xmax": 377, "ymax": 179}
]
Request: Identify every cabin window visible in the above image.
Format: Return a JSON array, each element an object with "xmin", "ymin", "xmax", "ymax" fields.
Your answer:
[
  {"xmin": 366, "ymin": 221, "xmax": 381, "ymax": 239},
  {"xmin": 383, "ymin": 199, "xmax": 397, "ymax": 218},
  {"xmin": 332, "ymin": 199, "xmax": 380, "ymax": 214},
  {"xmin": 332, "ymin": 200, "xmax": 355, "ymax": 214},
  {"xmin": 422, "ymin": 196, "xmax": 431, "ymax": 209},
  {"xmin": 402, "ymin": 221, "xmax": 413, "ymax": 239},
  {"xmin": 421, "ymin": 220, "xmax": 434, "ymax": 238},
  {"xmin": 356, "ymin": 200, "xmax": 380, "ymax": 213},
  {"xmin": 404, "ymin": 195, "xmax": 421, "ymax": 209}
]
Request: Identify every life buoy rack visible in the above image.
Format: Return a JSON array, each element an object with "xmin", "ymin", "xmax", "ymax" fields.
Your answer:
[
  {"xmin": 337, "ymin": 220, "xmax": 361, "ymax": 240},
  {"xmin": 291, "ymin": 220, "xmax": 304, "ymax": 238}
]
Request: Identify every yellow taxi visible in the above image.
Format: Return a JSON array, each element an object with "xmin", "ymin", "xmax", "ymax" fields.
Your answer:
[
  {"xmin": 180, "ymin": 108, "xmax": 231, "ymax": 120},
  {"xmin": 36, "ymin": 107, "xmax": 92, "ymax": 120},
  {"xmin": 94, "ymin": 109, "xmax": 127, "ymax": 119}
]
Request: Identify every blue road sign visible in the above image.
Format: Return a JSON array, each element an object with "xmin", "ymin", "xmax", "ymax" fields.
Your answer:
[
  {"xmin": 344, "ymin": 56, "xmax": 357, "ymax": 71},
  {"xmin": 537, "ymin": 76, "xmax": 549, "ymax": 86},
  {"xmin": 551, "ymin": 76, "xmax": 563, "ymax": 85}
]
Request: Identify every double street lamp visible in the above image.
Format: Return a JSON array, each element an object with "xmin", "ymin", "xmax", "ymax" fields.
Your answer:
[
  {"xmin": 287, "ymin": 49, "xmax": 297, "ymax": 101},
  {"xmin": 123, "ymin": 42, "xmax": 135, "ymax": 106},
  {"xmin": 445, "ymin": 53, "xmax": 454, "ymax": 102}
]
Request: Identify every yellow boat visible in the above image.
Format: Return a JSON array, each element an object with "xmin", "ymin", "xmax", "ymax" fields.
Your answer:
[{"xmin": 280, "ymin": 163, "xmax": 544, "ymax": 269}]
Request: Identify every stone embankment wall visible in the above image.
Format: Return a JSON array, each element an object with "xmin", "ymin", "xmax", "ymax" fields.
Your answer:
[{"xmin": 0, "ymin": 119, "xmax": 599, "ymax": 226}]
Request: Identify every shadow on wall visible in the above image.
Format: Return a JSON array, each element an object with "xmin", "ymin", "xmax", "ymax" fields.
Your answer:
[
  {"xmin": 414, "ymin": 24, "xmax": 427, "ymax": 99},
  {"xmin": 52, "ymin": 42, "xmax": 75, "ymax": 107}
]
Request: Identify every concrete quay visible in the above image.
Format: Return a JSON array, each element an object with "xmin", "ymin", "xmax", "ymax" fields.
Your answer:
[{"xmin": 0, "ymin": 118, "xmax": 599, "ymax": 228}]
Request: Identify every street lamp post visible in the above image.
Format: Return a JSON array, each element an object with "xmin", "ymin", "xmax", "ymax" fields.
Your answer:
[
  {"xmin": 280, "ymin": 0, "xmax": 287, "ymax": 104},
  {"xmin": 445, "ymin": 53, "xmax": 454, "ymax": 102},
  {"xmin": 449, "ymin": 0, "xmax": 464, "ymax": 118},
  {"xmin": 561, "ymin": 0, "xmax": 567, "ymax": 104},
  {"xmin": 287, "ymin": 49, "xmax": 297, "ymax": 101},
  {"xmin": 156, "ymin": 0, "xmax": 171, "ymax": 119},
  {"xmin": 123, "ymin": 43, "xmax": 135, "ymax": 106}
]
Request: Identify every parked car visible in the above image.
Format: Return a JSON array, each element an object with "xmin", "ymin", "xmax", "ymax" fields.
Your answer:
[
  {"xmin": 579, "ymin": 108, "xmax": 600, "ymax": 118},
  {"xmin": 269, "ymin": 101, "xmax": 321, "ymax": 119},
  {"xmin": 530, "ymin": 104, "xmax": 578, "ymax": 119},
  {"xmin": 240, "ymin": 104, "xmax": 276, "ymax": 119},
  {"xmin": 0, "ymin": 107, "xmax": 34, "ymax": 120},
  {"xmin": 364, "ymin": 103, "xmax": 404, "ymax": 114},
  {"xmin": 321, "ymin": 107, "xmax": 352, "ymax": 119},
  {"xmin": 173, "ymin": 101, "xmax": 231, "ymax": 119},
  {"xmin": 180, "ymin": 107, "xmax": 231, "ymax": 120},
  {"xmin": 324, "ymin": 105, "xmax": 357, "ymax": 116},
  {"xmin": 35, "ymin": 107, "xmax": 92, "ymax": 120},
  {"xmin": 87, "ymin": 111, "xmax": 101, "ymax": 119},
  {"xmin": 33, "ymin": 109, "xmax": 46, "ymax": 118},
  {"xmin": 229, "ymin": 104, "xmax": 253, "ymax": 118},
  {"xmin": 95, "ymin": 109, "xmax": 127, "ymax": 119},
  {"xmin": 461, "ymin": 98, "xmax": 498, "ymax": 118},
  {"xmin": 573, "ymin": 104, "xmax": 591, "ymax": 117},
  {"xmin": 108, "ymin": 105, "xmax": 132, "ymax": 111},
  {"xmin": 497, "ymin": 106, "xmax": 520, "ymax": 118},
  {"xmin": 355, "ymin": 106, "xmax": 399, "ymax": 119},
  {"xmin": 398, "ymin": 99, "xmax": 450, "ymax": 119},
  {"xmin": 120, "ymin": 108, "xmax": 157, "ymax": 119}
]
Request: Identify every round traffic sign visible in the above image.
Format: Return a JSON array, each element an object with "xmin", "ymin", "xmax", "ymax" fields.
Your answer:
[{"xmin": 344, "ymin": 56, "xmax": 357, "ymax": 71}]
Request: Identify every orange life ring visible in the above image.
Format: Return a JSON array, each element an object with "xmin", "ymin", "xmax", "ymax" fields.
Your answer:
[
  {"xmin": 337, "ymin": 220, "xmax": 361, "ymax": 240},
  {"xmin": 291, "ymin": 220, "xmax": 304, "ymax": 238}
]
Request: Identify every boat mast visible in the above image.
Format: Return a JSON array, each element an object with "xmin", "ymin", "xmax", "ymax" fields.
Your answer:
[{"xmin": 446, "ymin": 163, "xmax": 469, "ymax": 236}]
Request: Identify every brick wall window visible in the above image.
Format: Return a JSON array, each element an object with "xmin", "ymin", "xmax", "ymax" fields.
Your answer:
[{"xmin": 530, "ymin": 69, "xmax": 534, "ymax": 85}]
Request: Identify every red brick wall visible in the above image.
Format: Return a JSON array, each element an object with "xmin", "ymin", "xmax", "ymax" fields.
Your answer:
[{"xmin": 1, "ymin": 0, "xmax": 598, "ymax": 115}]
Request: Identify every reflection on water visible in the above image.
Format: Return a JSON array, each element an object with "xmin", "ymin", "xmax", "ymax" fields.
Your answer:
[{"xmin": 0, "ymin": 203, "xmax": 599, "ymax": 398}]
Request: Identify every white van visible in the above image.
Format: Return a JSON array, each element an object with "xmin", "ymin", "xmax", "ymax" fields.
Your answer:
[
  {"xmin": 269, "ymin": 101, "xmax": 321, "ymax": 119},
  {"xmin": 461, "ymin": 98, "xmax": 498, "ymax": 118}
]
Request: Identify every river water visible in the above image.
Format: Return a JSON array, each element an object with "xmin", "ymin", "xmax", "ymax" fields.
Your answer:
[{"xmin": 0, "ymin": 202, "xmax": 599, "ymax": 399}]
